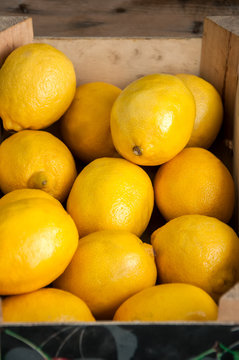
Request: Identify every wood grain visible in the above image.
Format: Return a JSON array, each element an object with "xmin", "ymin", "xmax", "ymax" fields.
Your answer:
[
  {"xmin": 233, "ymin": 64, "xmax": 239, "ymax": 233},
  {"xmin": 0, "ymin": 16, "xmax": 32, "ymax": 67},
  {"xmin": 218, "ymin": 283, "xmax": 239, "ymax": 322},
  {"xmin": 200, "ymin": 16, "xmax": 239, "ymax": 141},
  {"xmin": 0, "ymin": 16, "xmax": 33, "ymax": 65},
  {"xmin": 35, "ymin": 37, "xmax": 201, "ymax": 88},
  {"xmin": 0, "ymin": 0, "xmax": 239, "ymax": 37},
  {"xmin": 0, "ymin": 16, "xmax": 33, "ymax": 66}
]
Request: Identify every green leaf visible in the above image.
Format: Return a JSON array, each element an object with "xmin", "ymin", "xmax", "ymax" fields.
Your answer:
[
  {"xmin": 4, "ymin": 329, "xmax": 51, "ymax": 360},
  {"xmin": 190, "ymin": 348, "xmax": 216, "ymax": 360},
  {"xmin": 233, "ymin": 351, "xmax": 239, "ymax": 360}
]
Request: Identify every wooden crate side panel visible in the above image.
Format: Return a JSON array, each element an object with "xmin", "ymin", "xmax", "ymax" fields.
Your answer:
[
  {"xmin": 0, "ymin": 17, "xmax": 33, "ymax": 66},
  {"xmin": 200, "ymin": 16, "xmax": 239, "ymax": 140},
  {"xmin": 35, "ymin": 37, "xmax": 201, "ymax": 88},
  {"xmin": 233, "ymin": 65, "xmax": 239, "ymax": 235},
  {"xmin": 218, "ymin": 283, "xmax": 239, "ymax": 322},
  {"xmin": 200, "ymin": 18, "xmax": 231, "ymax": 95},
  {"xmin": 201, "ymin": 17, "xmax": 239, "ymax": 321},
  {"xmin": 224, "ymin": 32, "xmax": 239, "ymax": 138}
]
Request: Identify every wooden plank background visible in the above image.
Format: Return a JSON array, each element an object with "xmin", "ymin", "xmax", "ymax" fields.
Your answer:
[{"xmin": 0, "ymin": 0, "xmax": 239, "ymax": 37}]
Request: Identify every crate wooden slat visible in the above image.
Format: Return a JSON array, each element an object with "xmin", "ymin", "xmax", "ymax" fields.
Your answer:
[
  {"xmin": 200, "ymin": 16, "xmax": 239, "ymax": 140},
  {"xmin": 218, "ymin": 283, "xmax": 239, "ymax": 321},
  {"xmin": 0, "ymin": 0, "xmax": 239, "ymax": 37},
  {"xmin": 0, "ymin": 16, "xmax": 33, "ymax": 66},
  {"xmin": 35, "ymin": 37, "xmax": 202, "ymax": 88}
]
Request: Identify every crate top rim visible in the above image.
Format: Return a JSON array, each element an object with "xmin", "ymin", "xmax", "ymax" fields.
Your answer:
[
  {"xmin": 0, "ymin": 15, "xmax": 29, "ymax": 32},
  {"xmin": 2, "ymin": 321, "xmax": 239, "ymax": 327},
  {"xmin": 35, "ymin": 35, "xmax": 201, "ymax": 40},
  {"xmin": 206, "ymin": 15, "xmax": 239, "ymax": 36}
]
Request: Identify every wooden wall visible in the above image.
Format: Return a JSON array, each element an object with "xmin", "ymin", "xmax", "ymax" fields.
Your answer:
[{"xmin": 0, "ymin": 0, "xmax": 238, "ymax": 37}]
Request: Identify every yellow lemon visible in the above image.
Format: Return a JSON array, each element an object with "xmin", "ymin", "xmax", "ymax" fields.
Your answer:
[
  {"xmin": 0, "ymin": 43, "xmax": 76, "ymax": 131},
  {"xmin": 151, "ymin": 215, "xmax": 239, "ymax": 300},
  {"xmin": 154, "ymin": 147, "xmax": 235, "ymax": 223},
  {"xmin": 61, "ymin": 82, "xmax": 121, "ymax": 162},
  {"xmin": 54, "ymin": 230, "xmax": 157, "ymax": 319},
  {"xmin": 110, "ymin": 74, "xmax": 195, "ymax": 165},
  {"xmin": 67, "ymin": 157, "xmax": 154, "ymax": 237},
  {"xmin": 113, "ymin": 284, "xmax": 218, "ymax": 321},
  {"xmin": 177, "ymin": 73, "xmax": 223, "ymax": 148},
  {"xmin": 0, "ymin": 189, "xmax": 78, "ymax": 295},
  {"xmin": 0, "ymin": 130, "xmax": 77, "ymax": 202},
  {"xmin": 2, "ymin": 288, "xmax": 95, "ymax": 322},
  {"xmin": 0, "ymin": 188, "xmax": 62, "ymax": 207}
]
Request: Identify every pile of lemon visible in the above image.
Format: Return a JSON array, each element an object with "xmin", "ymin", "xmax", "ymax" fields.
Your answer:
[{"xmin": 0, "ymin": 43, "xmax": 236, "ymax": 323}]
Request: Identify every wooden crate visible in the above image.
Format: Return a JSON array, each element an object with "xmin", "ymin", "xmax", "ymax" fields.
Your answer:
[{"xmin": 0, "ymin": 15, "xmax": 239, "ymax": 360}]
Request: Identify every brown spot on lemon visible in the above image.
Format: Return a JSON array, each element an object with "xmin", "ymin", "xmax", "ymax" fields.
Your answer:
[
  {"xmin": 0, "ymin": 130, "xmax": 77, "ymax": 202},
  {"xmin": 133, "ymin": 145, "xmax": 142, "ymax": 156}
]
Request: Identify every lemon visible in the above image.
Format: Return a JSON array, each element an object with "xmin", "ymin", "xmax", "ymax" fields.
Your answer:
[
  {"xmin": 61, "ymin": 82, "xmax": 121, "ymax": 162},
  {"xmin": 54, "ymin": 230, "xmax": 157, "ymax": 319},
  {"xmin": 67, "ymin": 157, "xmax": 154, "ymax": 237},
  {"xmin": 154, "ymin": 147, "xmax": 235, "ymax": 223},
  {"xmin": 0, "ymin": 43, "xmax": 76, "ymax": 131},
  {"xmin": 151, "ymin": 215, "xmax": 239, "ymax": 300},
  {"xmin": 0, "ymin": 130, "xmax": 77, "ymax": 202},
  {"xmin": 0, "ymin": 189, "xmax": 78, "ymax": 295},
  {"xmin": 2, "ymin": 288, "xmax": 95, "ymax": 322},
  {"xmin": 0, "ymin": 188, "xmax": 62, "ymax": 207},
  {"xmin": 113, "ymin": 283, "xmax": 218, "ymax": 321},
  {"xmin": 110, "ymin": 74, "xmax": 195, "ymax": 165},
  {"xmin": 177, "ymin": 73, "xmax": 223, "ymax": 148}
]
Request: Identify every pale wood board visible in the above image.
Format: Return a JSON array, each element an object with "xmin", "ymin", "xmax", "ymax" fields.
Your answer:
[
  {"xmin": 35, "ymin": 37, "xmax": 201, "ymax": 88},
  {"xmin": 224, "ymin": 30, "xmax": 239, "ymax": 140},
  {"xmin": 0, "ymin": 16, "xmax": 33, "ymax": 66},
  {"xmin": 0, "ymin": 15, "xmax": 28, "ymax": 32},
  {"xmin": 233, "ymin": 66, "xmax": 239, "ymax": 233},
  {"xmin": 200, "ymin": 16, "xmax": 239, "ymax": 321},
  {"xmin": 200, "ymin": 16, "xmax": 239, "ymax": 141},
  {"xmin": 0, "ymin": 0, "xmax": 239, "ymax": 37},
  {"xmin": 218, "ymin": 283, "xmax": 239, "ymax": 321}
]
